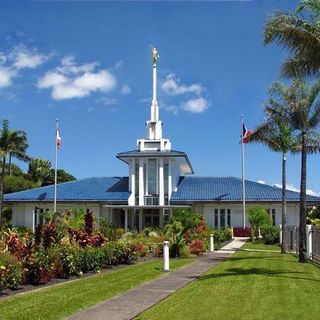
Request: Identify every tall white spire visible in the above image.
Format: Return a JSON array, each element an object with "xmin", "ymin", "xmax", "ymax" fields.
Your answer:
[{"xmin": 147, "ymin": 47, "xmax": 162, "ymax": 140}]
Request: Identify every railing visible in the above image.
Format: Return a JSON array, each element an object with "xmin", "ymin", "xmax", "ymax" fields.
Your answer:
[
  {"xmin": 284, "ymin": 225, "xmax": 299, "ymax": 254},
  {"xmin": 312, "ymin": 226, "xmax": 320, "ymax": 264},
  {"xmin": 282, "ymin": 225, "xmax": 320, "ymax": 264}
]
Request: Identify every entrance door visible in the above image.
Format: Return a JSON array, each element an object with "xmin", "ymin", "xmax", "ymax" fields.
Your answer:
[{"xmin": 143, "ymin": 209, "xmax": 160, "ymax": 227}]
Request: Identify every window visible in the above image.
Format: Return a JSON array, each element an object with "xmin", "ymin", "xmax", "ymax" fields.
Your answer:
[
  {"xmin": 214, "ymin": 209, "xmax": 219, "ymax": 227},
  {"xmin": 145, "ymin": 196, "xmax": 159, "ymax": 205},
  {"xmin": 267, "ymin": 208, "xmax": 276, "ymax": 226},
  {"xmin": 271, "ymin": 209, "xmax": 276, "ymax": 226},
  {"xmin": 220, "ymin": 209, "xmax": 226, "ymax": 228},
  {"xmin": 148, "ymin": 159, "xmax": 157, "ymax": 195},
  {"xmin": 164, "ymin": 163, "xmax": 169, "ymax": 194},
  {"xmin": 227, "ymin": 209, "xmax": 231, "ymax": 227},
  {"xmin": 163, "ymin": 209, "xmax": 170, "ymax": 225}
]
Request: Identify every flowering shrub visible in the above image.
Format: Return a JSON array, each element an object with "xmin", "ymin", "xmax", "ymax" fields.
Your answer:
[
  {"xmin": 135, "ymin": 243, "xmax": 148, "ymax": 257},
  {"xmin": 69, "ymin": 229, "xmax": 104, "ymax": 247},
  {"xmin": 188, "ymin": 239, "xmax": 205, "ymax": 255},
  {"xmin": 233, "ymin": 227, "xmax": 251, "ymax": 237},
  {"xmin": 85, "ymin": 209, "xmax": 94, "ymax": 235},
  {"xmin": 0, "ymin": 252, "xmax": 22, "ymax": 290}
]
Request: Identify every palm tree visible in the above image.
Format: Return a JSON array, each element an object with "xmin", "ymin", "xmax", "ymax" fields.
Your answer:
[
  {"xmin": 264, "ymin": 0, "xmax": 320, "ymax": 78},
  {"xmin": 246, "ymin": 93, "xmax": 296, "ymax": 253},
  {"xmin": 0, "ymin": 120, "xmax": 29, "ymax": 224},
  {"xmin": 28, "ymin": 158, "xmax": 52, "ymax": 185},
  {"xmin": 268, "ymin": 80, "xmax": 320, "ymax": 262}
]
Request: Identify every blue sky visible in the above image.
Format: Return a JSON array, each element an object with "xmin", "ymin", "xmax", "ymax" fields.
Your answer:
[{"xmin": 0, "ymin": 0, "xmax": 319, "ymax": 195}]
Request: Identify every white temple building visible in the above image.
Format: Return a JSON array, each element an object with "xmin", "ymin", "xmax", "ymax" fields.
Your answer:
[{"xmin": 4, "ymin": 49, "xmax": 319, "ymax": 231}]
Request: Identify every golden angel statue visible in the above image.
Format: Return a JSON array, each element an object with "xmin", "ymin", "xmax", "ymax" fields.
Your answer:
[{"xmin": 152, "ymin": 47, "xmax": 159, "ymax": 65}]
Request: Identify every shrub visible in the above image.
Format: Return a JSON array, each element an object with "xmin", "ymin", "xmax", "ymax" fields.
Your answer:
[
  {"xmin": 135, "ymin": 243, "xmax": 148, "ymax": 257},
  {"xmin": 179, "ymin": 244, "xmax": 191, "ymax": 258},
  {"xmin": 85, "ymin": 209, "xmax": 94, "ymax": 235},
  {"xmin": 233, "ymin": 227, "xmax": 251, "ymax": 237},
  {"xmin": 43, "ymin": 220, "xmax": 57, "ymax": 249},
  {"xmin": 22, "ymin": 249, "xmax": 53, "ymax": 285},
  {"xmin": 212, "ymin": 228, "xmax": 232, "ymax": 245},
  {"xmin": 0, "ymin": 252, "xmax": 22, "ymax": 290},
  {"xmin": 261, "ymin": 226, "xmax": 280, "ymax": 245},
  {"xmin": 171, "ymin": 208, "xmax": 200, "ymax": 232},
  {"xmin": 189, "ymin": 239, "xmax": 205, "ymax": 255}
]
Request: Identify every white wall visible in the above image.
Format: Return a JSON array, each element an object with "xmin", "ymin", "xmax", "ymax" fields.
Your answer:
[{"xmin": 200, "ymin": 203, "xmax": 300, "ymax": 228}]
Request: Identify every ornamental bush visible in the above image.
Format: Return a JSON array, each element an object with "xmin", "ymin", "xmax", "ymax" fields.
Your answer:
[
  {"xmin": 189, "ymin": 239, "xmax": 205, "ymax": 255},
  {"xmin": 233, "ymin": 227, "xmax": 251, "ymax": 237},
  {"xmin": 261, "ymin": 226, "xmax": 280, "ymax": 245},
  {"xmin": 0, "ymin": 252, "xmax": 22, "ymax": 290}
]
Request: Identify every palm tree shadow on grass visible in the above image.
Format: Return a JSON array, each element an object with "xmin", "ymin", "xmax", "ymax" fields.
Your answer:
[{"xmin": 198, "ymin": 267, "xmax": 320, "ymax": 283}]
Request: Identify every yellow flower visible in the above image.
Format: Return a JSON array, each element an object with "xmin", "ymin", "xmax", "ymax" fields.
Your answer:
[{"xmin": 0, "ymin": 265, "xmax": 6, "ymax": 270}]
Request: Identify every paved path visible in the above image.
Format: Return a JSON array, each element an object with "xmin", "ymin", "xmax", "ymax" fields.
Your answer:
[{"xmin": 67, "ymin": 237, "xmax": 247, "ymax": 320}]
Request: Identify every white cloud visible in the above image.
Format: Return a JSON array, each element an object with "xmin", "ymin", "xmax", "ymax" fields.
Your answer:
[
  {"xmin": 274, "ymin": 183, "xmax": 320, "ymax": 196},
  {"xmin": 257, "ymin": 179, "xmax": 265, "ymax": 184},
  {"xmin": 181, "ymin": 97, "xmax": 209, "ymax": 113},
  {"xmin": 0, "ymin": 46, "xmax": 48, "ymax": 88},
  {"xmin": 37, "ymin": 56, "xmax": 116, "ymax": 100},
  {"xmin": 161, "ymin": 73, "xmax": 203, "ymax": 96},
  {"xmin": 0, "ymin": 67, "xmax": 16, "ymax": 87},
  {"xmin": 12, "ymin": 47, "xmax": 47, "ymax": 69},
  {"xmin": 120, "ymin": 84, "xmax": 131, "ymax": 95}
]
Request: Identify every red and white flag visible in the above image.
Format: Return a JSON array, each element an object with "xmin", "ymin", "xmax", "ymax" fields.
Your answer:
[
  {"xmin": 56, "ymin": 129, "xmax": 61, "ymax": 149},
  {"xmin": 242, "ymin": 123, "xmax": 252, "ymax": 144}
]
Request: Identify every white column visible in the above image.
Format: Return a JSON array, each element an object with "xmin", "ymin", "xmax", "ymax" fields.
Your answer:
[
  {"xmin": 139, "ymin": 158, "xmax": 144, "ymax": 205},
  {"xmin": 32, "ymin": 210, "xmax": 35, "ymax": 233},
  {"xmin": 159, "ymin": 158, "xmax": 164, "ymax": 206},
  {"xmin": 210, "ymin": 234, "xmax": 214, "ymax": 252},
  {"xmin": 168, "ymin": 160, "xmax": 172, "ymax": 201},
  {"xmin": 279, "ymin": 224, "xmax": 282, "ymax": 245},
  {"xmin": 306, "ymin": 225, "xmax": 312, "ymax": 260},
  {"xmin": 163, "ymin": 241, "xmax": 170, "ymax": 272},
  {"xmin": 124, "ymin": 209, "xmax": 128, "ymax": 231},
  {"xmin": 129, "ymin": 159, "xmax": 135, "ymax": 206}
]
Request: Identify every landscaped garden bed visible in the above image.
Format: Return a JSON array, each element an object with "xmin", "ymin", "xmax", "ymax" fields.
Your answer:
[{"xmin": 0, "ymin": 208, "xmax": 233, "ymax": 298}]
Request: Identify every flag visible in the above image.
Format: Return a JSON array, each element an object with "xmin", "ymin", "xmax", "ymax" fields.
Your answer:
[
  {"xmin": 56, "ymin": 129, "xmax": 61, "ymax": 149},
  {"xmin": 242, "ymin": 123, "xmax": 252, "ymax": 143}
]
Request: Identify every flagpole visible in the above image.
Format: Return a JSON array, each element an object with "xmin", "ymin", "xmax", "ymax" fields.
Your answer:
[
  {"xmin": 54, "ymin": 119, "xmax": 58, "ymax": 213},
  {"xmin": 241, "ymin": 115, "xmax": 246, "ymax": 228}
]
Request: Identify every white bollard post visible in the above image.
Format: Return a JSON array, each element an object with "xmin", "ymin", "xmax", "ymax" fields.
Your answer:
[
  {"xmin": 210, "ymin": 233, "xmax": 214, "ymax": 252},
  {"xmin": 231, "ymin": 227, "xmax": 235, "ymax": 240},
  {"xmin": 163, "ymin": 241, "xmax": 170, "ymax": 272},
  {"xmin": 279, "ymin": 224, "xmax": 282, "ymax": 245},
  {"xmin": 258, "ymin": 228, "xmax": 262, "ymax": 239},
  {"xmin": 306, "ymin": 225, "xmax": 312, "ymax": 260}
]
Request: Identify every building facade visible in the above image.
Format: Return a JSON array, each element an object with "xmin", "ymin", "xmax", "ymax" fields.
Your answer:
[{"xmin": 4, "ymin": 49, "xmax": 319, "ymax": 231}]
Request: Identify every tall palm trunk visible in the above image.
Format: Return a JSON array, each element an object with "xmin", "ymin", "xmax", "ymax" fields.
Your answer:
[
  {"xmin": 299, "ymin": 132, "xmax": 307, "ymax": 263},
  {"xmin": 281, "ymin": 152, "xmax": 287, "ymax": 254},
  {"xmin": 8, "ymin": 152, "xmax": 12, "ymax": 176},
  {"xmin": 0, "ymin": 156, "xmax": 6, "ymax": 225}
]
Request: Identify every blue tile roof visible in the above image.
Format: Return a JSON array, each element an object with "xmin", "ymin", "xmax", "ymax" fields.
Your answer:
[
  {"xmin": 170, "ymin": 176, "xmax": 320, "ymax": 203},
  {"xmin": 117, "ymin": 150, "xmax": 187, "ymax": 157},
  {"xmin": 4, "ymin": 177, "xmax": 130, "ymax": 202},
  {"xmin": 4, "ymin": 176, "xmax": 319, "ymax": 203}
]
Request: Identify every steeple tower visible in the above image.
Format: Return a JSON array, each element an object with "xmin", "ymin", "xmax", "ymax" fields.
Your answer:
[
  {"xmin": 137, "ymin": 47, "xmax": 171, "ymax": 152},
  {"xmin": 146, "ymin": 47, "xmax": 162, "ymax": 140}
]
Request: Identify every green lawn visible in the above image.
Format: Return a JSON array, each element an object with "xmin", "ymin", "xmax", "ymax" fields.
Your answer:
[
  {"xmin": 137, "ymin": 242, "xmax": 320, "ymax": 320},
  {"xmin": 0, "ymin": 259, "xmax": 192, "ymax": 320}
]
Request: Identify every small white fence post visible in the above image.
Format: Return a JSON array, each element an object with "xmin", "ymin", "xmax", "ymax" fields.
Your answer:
[
  {"xmin": 258, "ymin": 228, "xmax": 262, "ymax": 239},
  {"xmin": 231, "ymin": 227, "xmax": 235, "ymax": 240},
  {"xmin": 279, "ymin": 224, "xmax": 282, "ymax": 245},
  {"xmin": 306, "ymin": 225, "xmax": 313, "ymax": 260},
  {"xmin": 163, "ymin": 241, "xmax": 170, "ymax": 272},
  {"xmin": 210, "ymin": 233, "xmax": 214, "ymax": 252}
]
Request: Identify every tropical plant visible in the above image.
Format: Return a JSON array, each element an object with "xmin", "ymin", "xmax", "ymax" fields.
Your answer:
[
  {"xmin": 28, "ymin": 158, "xmax": 52, "ymax": 185},
  {"xmin": 170, "ymin": 208, "xmax": 200, "ymax": 232},
  {"xmin": 0, "ymin": 120, "xmax": 29, "ymax": 224},
  {"xmin": 265, "ymin": 0, "xmax": 320, "ymax": 78},
  {"xmin": 248, "ymin": 208, "xmax": 272, "ymax": 242},
  {"xmin": 268, "ymin": 80, "xmax": 320, "ymax": 262},
  {"xmin": 245, "ymin": 87, "xmax": 298, "ymax": 253}
]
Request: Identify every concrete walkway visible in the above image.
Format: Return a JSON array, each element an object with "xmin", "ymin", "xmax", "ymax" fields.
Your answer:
[{"xmin": 67, "ymin": 237, "xmax": 247, "ymax": 320}]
